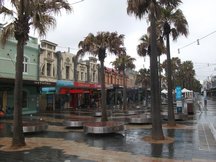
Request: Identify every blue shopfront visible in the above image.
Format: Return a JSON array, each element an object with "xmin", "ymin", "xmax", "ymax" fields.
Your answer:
[{"xmin": 40, "ymin": 80, "xmax": 73, "ymax": 112}]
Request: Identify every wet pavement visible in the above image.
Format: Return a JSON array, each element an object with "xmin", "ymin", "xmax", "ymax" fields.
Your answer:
[{"xmin": 0, "ymin": 95, "xmax": 216, "ymax": 162}]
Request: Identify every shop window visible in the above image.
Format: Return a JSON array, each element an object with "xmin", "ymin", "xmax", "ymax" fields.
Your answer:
[{"xmin": 22, "ymin": 91, "xmax": 27, "ymax": 108}]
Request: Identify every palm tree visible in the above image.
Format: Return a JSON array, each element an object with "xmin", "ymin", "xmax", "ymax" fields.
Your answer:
[
  {"xmin": 161, "ymin": 57, "xmax": 181, "ymax": 88},
  {"xmin": 111, "ymin": 53, "xmax": 136, "ymax": 111},
  {"xmin": 137, "ymin": 34, "xmax": 151, "ymax": 59},
  {"xmin": 137, "ymin": 34, "xmax": 166, "ymax": 105},
  {"xmin": 179, "ymin": 61, "xmax": 195, "ymax": 89},
  {"xmin": 0, "ymin": 0, "xmax": 71, "ymax": 148},
  {"xmin": 78, "ymin": 32, "xmax": 124, "ymax": 121},
  {"xmin": 127, "ymin": 0, "xmax": 182, "ymax": 140},
  {"xmin": 135, "ymin": 68, "xmax": 150, "ymax": 106},
  {"xmin": 160, "ymin": 6, "xmax": 188, "ymax": 126}
]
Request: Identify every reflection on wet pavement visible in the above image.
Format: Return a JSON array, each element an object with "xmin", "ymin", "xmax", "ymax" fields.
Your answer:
[{"xmin": 0, "ymin": 96, "xmax": 216, "ymax": 162}]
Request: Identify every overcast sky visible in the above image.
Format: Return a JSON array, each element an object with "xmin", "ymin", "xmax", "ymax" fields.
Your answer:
[{"xmin": 34, "ymin": 0, "xmax": 216, "ymax": 82}]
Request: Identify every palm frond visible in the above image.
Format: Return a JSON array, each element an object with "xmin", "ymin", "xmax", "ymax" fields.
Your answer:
[
  {"xmin": 32, "ymin": 14, "xmax": 56, "ymax": 37},
  {"xmin": 0, "ymin": 6, "xmax": 13, "ymax": 15},
  {"xmin": 0, "ymin": 23, "xmax": 14, "ymax": 46}
]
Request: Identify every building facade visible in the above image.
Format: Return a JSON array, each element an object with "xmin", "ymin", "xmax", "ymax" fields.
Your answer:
[{"xmin": 0, "ymin": 35, "xmax": 40, "ymax": 115}]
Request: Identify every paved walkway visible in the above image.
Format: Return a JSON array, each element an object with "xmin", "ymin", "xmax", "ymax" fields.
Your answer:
[{"xmin": 0, "ymin": 95, "xmax": 216, "ymax": 162}]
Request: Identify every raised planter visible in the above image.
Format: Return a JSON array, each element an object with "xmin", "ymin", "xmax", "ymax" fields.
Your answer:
[
  {"xmin": 92, "ymin": 111, "xmax": 112, "ymax": 117},
  {"xmin": 83, "ymin": 121, "xmax": 125, "ymax": 135},
  {"xmin": 113, "ymin": 110, "xmax": 138, "ymax": 116},
  {"xmin": 93, "ymin": 111, "xmax": 102, "ymax": 117},
  {"xmin": 63, "ymin": 116, "xmax": 95, "ymax": 128},
  {"xmin": 128, "ymin": 114, "xmax": 151, "ymax": 124},
  {"xmin": 125, "ymin": 110, "xmax": 137, "ymax": 115},
  {"xmin": 11, "ymin": 120, "xmax": 48, "ymax": 133},
  {"xmin": 163, "ymin": 113, "xmax": 188, "ymax": 121}
]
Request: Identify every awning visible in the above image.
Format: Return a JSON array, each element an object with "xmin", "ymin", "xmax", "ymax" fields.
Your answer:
[{"xmin": 56, "ymin": 80, "xmax": 74, "ymax": 93}]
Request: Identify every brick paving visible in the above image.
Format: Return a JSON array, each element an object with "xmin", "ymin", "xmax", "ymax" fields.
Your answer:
[{"xmin": 0, "ymin": 95, "xmax": 216, "ymax": 162}]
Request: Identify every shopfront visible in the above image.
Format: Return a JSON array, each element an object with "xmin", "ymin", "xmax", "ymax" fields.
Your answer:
[
  {"xmin": 56, "ymin": 80, "xmax": 74, "ymax": 110},
  {"xmin": 69, "ymin": 82, "xmax": 101, "ymax": 110},
  {"xmin": 40, "ymin": 87, "xmax": 56, "ymax": 111},
  {"xmin": 0, "ymin": 78, "xmax": 39, "ymax": 115}
]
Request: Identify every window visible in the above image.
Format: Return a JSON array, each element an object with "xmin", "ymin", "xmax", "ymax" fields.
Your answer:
[
  {"xmin": 53, "ymin": 67, "xmax": 55, "ymax": 77},
  {"xmin": 41, "ymin": 65, "xmax": 45, "ymax": 75},
  {"xmin": 47, "ymin": 52, "xmax": 52, "ymax": 58},
  {"xmin": 85, "ymin": 73, "xmax": 87, "ymax": 81},
  {"xmin": 47, "ymin": 44, "xmax": 53, "ymax": 50},
  {"xmin": 66, "ymin": 66, "xmax": 70, "ymax": 79},
  {"xmin": 93, "ymin": 72, "xmax": 95, "ymax": 82},
  {"xmin": 22, "ymin": 91, "xmax": 27, "ymax": 108},
  {"xmin": 47, "ymin": 63, "xmax": 51, "ymax": 76},
  {"xmin": 23, "ymin": 56, "xmax": 28, "ymax": 73},
  {"xmin": 77, "ymin": 71, "xmax": 79, "ymax": 80},
  {"xmin": 81, "ymin": 72, "xmax": 83, "ymax": 81}
]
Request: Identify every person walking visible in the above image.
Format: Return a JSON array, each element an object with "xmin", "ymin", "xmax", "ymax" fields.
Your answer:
[{"xmin": 204, "ymin": 97, "xmax": 208, "ymax": 111}]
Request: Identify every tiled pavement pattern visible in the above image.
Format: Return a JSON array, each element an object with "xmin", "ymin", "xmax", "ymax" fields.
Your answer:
[{"xmin": 0, "ymin": 95, "xmax": 216, "ymax": 162}]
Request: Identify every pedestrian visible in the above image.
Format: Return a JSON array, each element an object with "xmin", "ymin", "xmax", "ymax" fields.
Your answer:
[
  {"xmin": 0, "ymin": 106, "xmax": 5, "ymax": 118},
  {"xmin": 198, "ymin": 100, "xmax": 203, "ymax": 113},
  {"xmin": 204, "ymin": 97, "xmax": 207, "ymax": 111}
]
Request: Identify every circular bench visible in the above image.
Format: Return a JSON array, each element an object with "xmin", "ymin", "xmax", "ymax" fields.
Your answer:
[
  {"xmin": 163, "ymin": 113, "xmax": 188, "ymax": 121},
  {"xmin": 11, "ymin": 120, "xmax": 48, "ymax": 133},
  {"xmin": 63, "ymin": 116, "xmax": 95, "ymax": 128},
  {"xmin": 128, "ymin": 114, "xmax": 151, "ymax": 124},
  {"xmin": 83, "ymin": 121, "xmax": 125, "ymax": 134}
]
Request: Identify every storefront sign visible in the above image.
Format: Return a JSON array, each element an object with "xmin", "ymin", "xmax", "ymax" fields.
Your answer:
[
  {"xmin": 175, "ymin": 86, "xmax": 182, "ymax": 100},
  {"xmin": 34, "ymin": 81, "xmax": 55, "ymax": 86},
  {"xmin": 41, "ymin": 87, "xmax": 56, "ymax": 94},
  {"xmin": 56, "ymin": 80, "xmax": 74, "ymax": 88},
  {"xmin": 74, "ymin": 82, "xmax": 101, "ymax": 89}
]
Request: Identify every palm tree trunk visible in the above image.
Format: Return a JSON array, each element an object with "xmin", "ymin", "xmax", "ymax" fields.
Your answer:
[
  {"xmin": 122, "ymin": 69, "xmax": 127, "ymax": 111},
  {"xmin": 99, "ymin": 51, "xmax": 107, "ymax": 121},
  {"xmin": 165, "ymin": 22, "xmax": 176, "ymax": 126},
  {"xmin": 12, "ymin": 38, "xmax": 25, "ymax": 148},
  {"xmin": 158, "ymin": 56, "xmax": 161, "ymax": 104},
  {"xmin": 150, "ymin": 15, "xmax": 164, "ymax": 140}
]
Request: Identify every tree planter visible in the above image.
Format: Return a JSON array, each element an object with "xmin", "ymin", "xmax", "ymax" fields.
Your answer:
[
  {"xmin": 83, "ymin": 121, "xmax": 126, "ymax": 135},
  {"xmin": 162, "ymin": 113, "xmax": 188, "ymax": 121},
  {"xmin": 92, "ymin": 110, "xmax": 112, "ymax": 117},
  {"xmin": 63, "ymin": 116, "xmax": 95, "ymax": 128},
  {"xmin": 11, "ymin": 120, "xmax": 48, "ymax": 133},
  {"xmin": 128, "ymin": 114, "xmax": 151, "ymax": 124}
]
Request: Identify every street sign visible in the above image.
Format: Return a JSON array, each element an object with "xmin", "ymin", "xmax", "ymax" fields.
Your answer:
[{"xmin": 176, "ymin": 86, "xmax": 182, "ymax": 100}]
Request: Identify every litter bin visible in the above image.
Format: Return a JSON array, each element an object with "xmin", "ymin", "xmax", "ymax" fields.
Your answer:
[{"xmin": 186, "ymin": 99, "xmax": 194, "ymax": 115}]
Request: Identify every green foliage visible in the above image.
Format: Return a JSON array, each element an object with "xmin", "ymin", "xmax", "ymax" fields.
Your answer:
[{"xmin": 161, "ymin": 57, "xmax": 202, "ymax": 91}]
